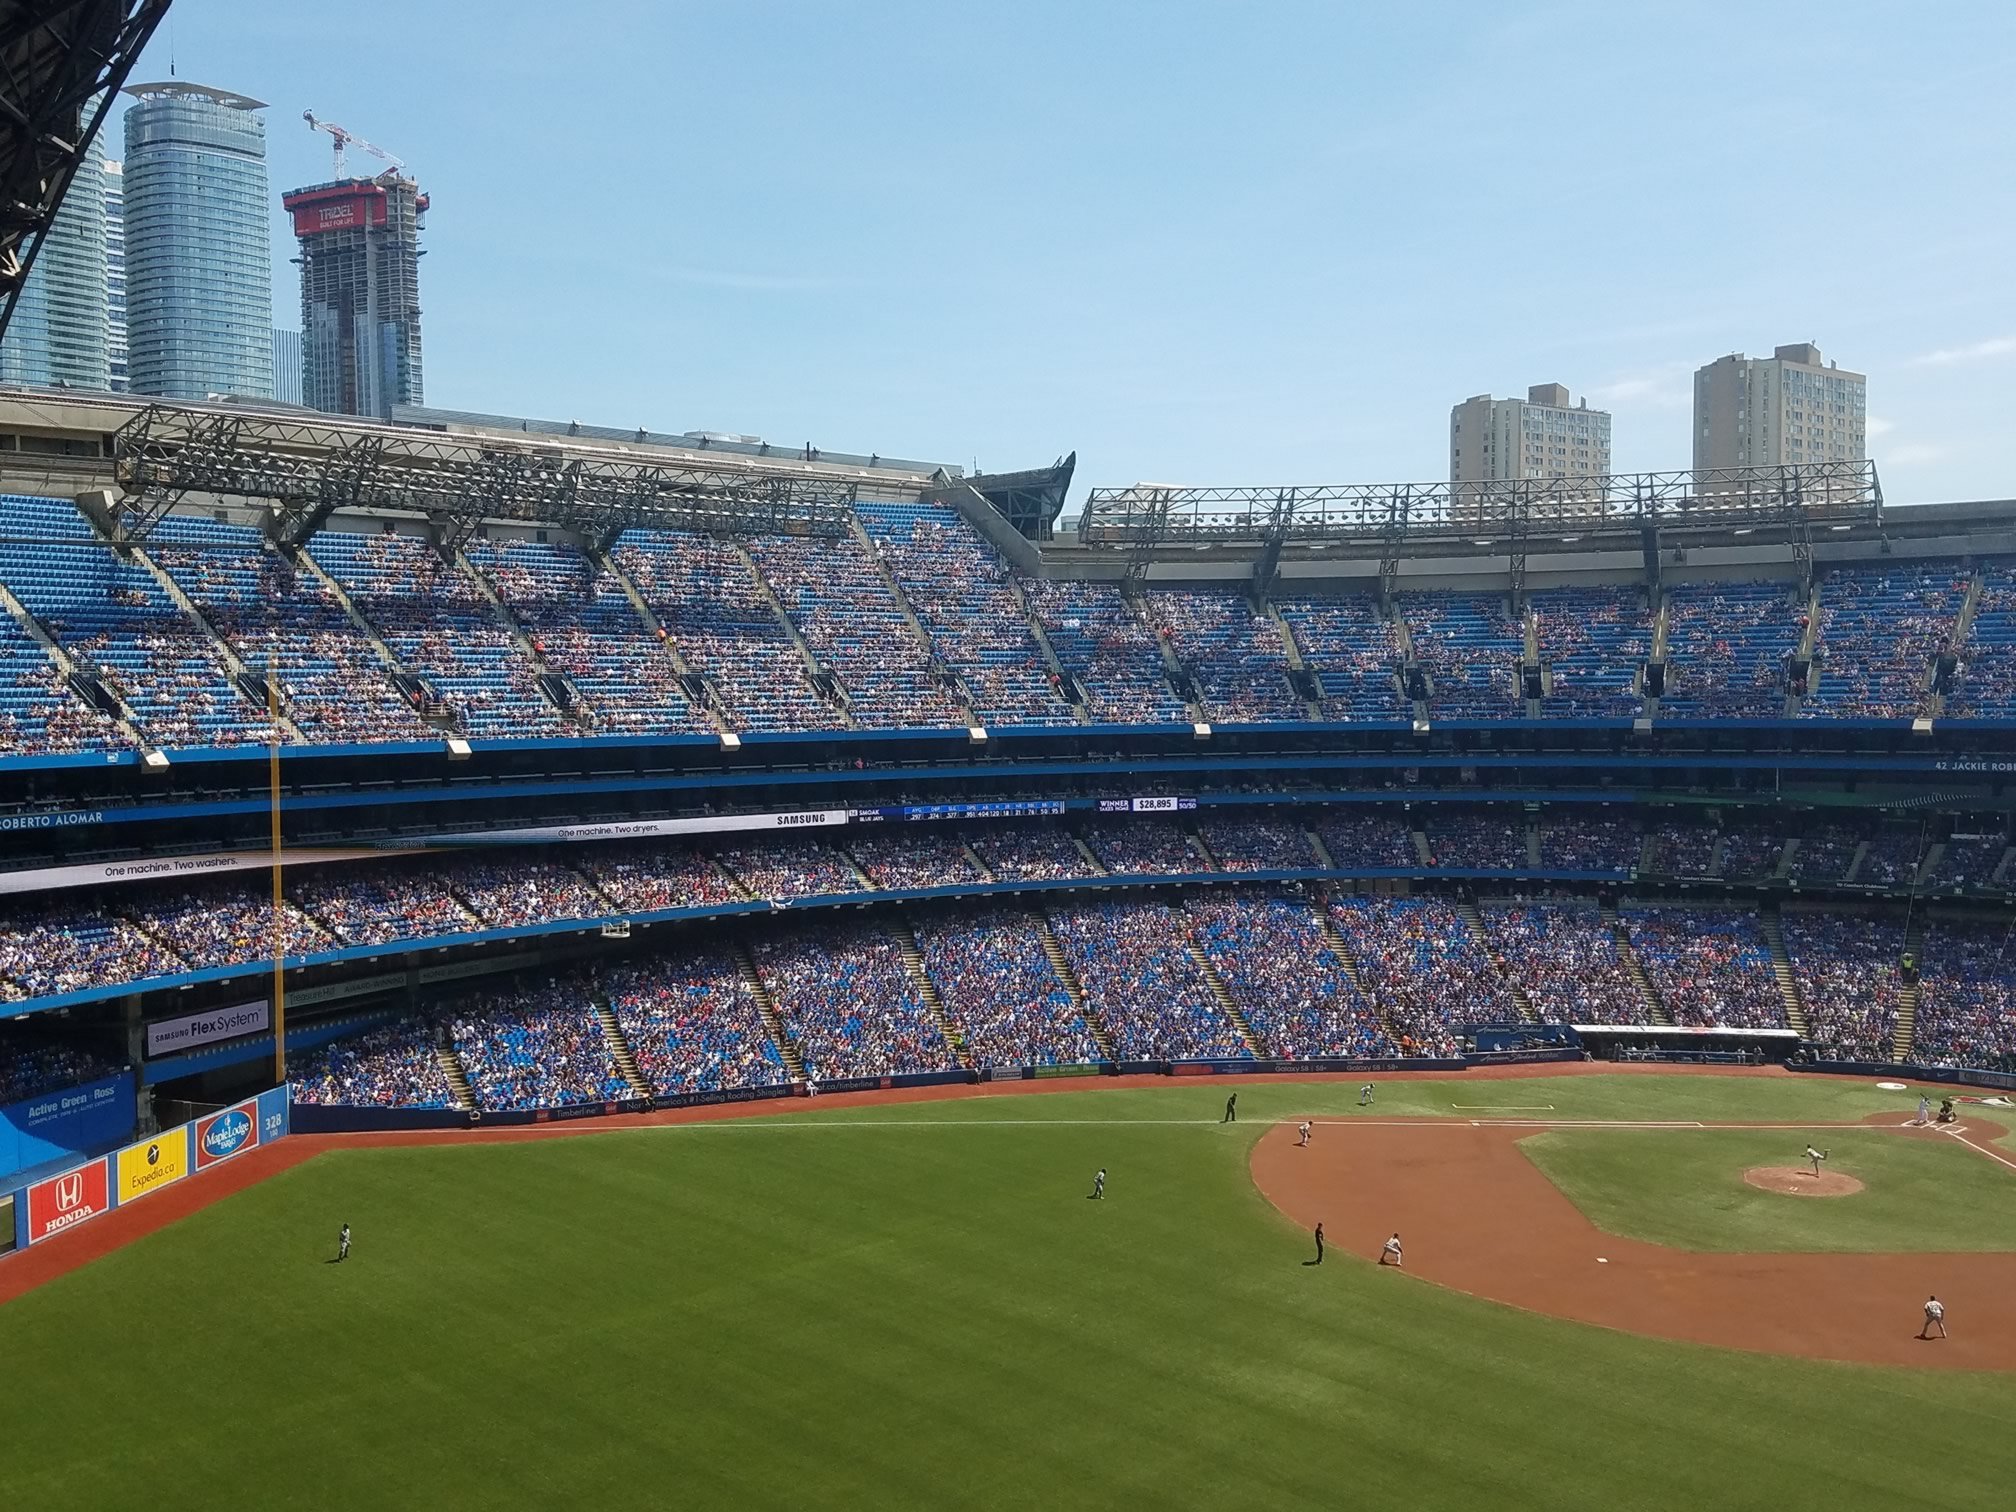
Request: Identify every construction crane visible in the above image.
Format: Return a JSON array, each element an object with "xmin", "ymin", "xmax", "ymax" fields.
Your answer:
[{"xmin": 302, "ymin": 111, "xmax": 406, "ymax": 178}]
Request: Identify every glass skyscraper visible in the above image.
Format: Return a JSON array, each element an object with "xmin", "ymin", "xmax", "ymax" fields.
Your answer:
[
  {"xmin": 0, "ymin": 130, "xmax": 110, "ymax": 389},
  {"xmin": 104, "ymin": 158, "xmax": 127, "ymax": 391},
  {"xmin": 122, "ymin": 81, "xmax": 274, "ymax": 399}
]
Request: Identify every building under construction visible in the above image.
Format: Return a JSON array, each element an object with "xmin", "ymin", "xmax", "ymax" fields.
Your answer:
[{"xmin": 284, "ymin": 167, "xmax": 426, "ymax": 419}]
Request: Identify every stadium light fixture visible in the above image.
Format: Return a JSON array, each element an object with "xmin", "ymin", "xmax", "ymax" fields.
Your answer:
[
  {"xmin": 718, "ymin": 731, "xmax": 743, "ymax": 752},
  {"xmin": 1192, "ymin": 722, "xmax": 1212, "ymax": 740},
  {"xmin": 444, "ymin": 736, "xmax": 472, "ymax": 760},
  {"xmin": 967, "ymin": 726, "xmax": 989, "ymax": 744},
  {"xmin": 141, "ymin": 747, "xmax": 169, "ymax": 770}
]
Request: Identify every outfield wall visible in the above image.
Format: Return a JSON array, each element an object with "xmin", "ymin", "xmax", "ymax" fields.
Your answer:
[
  {"xmin": 0, "ymin": 1072, "xmax": 135, "ymax": 1185},
  {"xmin": 2, "ymin": 1087, "xmax": 289, "ymax": 1259},
  {"xmin": 1792, "ymin": 1059, "xmax": 2016, "ymax": 1093}
]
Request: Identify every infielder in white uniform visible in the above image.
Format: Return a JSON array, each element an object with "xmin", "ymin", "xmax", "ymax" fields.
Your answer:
[
  {"xmin": 1358, "ymin": 1083, "xmax": 1375, "ymax": 1107},
  {"xmin": 1091, "ymin": 1167, "xmax": 1106, "ymax": 1200},
  {"xmin": 1297, "ymin": 1121, "xmax": 1312, "ymax": 1147},
  {"xmin": 1380, "ymin": 1232, "xmax": 1403, "ymax": 1268},
  {"xmin": 1920, "ymin": 1295, "xmax": 1947, "ymax": 1339}
]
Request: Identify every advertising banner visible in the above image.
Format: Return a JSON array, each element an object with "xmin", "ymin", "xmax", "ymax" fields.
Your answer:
[
  {"xmin": 145, "ymin": 1001, "xmax": 271, "ymax": 1059},
  {"xmin": 0, "ymin": 1072, "xmax": 136, "ymax": 1183},
  {"xmin": 256, "ymin": 1086, "xmax": 291, "ymax": 1146},
  {"xmin": 115, "ymin": 1129, "xmax": 189, "ymax": 1204},
  {"xmin": 421, "ymin": 809, "xmax": 849, "ymax": 848},
  {"xmin": 25, "ymin": 1156, "xmax": 110, "ymax": 1242},
  {"xmin": 193, "ymin": 1100, "xmax": 260, "ymax": 1170}
]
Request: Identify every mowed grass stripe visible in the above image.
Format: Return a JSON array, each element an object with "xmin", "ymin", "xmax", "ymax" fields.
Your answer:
[{"xmin": 3, "ymin": 1078, "xmax": 2013, "ymax": 1512}]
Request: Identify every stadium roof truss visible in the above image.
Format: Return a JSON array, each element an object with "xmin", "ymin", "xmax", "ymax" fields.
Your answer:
[
  {"xmin": 1081, "ymin": 461, "xmax": 1883, "ymax": 560},
  {"xmin": 111, "ymin": 405, "xmax": 860, "ymax": 548},
  {"xmin": 0, "ymin": 0, "xmax": 170, "ymax": 347}
]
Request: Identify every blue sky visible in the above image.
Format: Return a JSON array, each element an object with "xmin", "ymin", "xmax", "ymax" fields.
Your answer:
[{"xmin": 123, "ymin": 0, "xmax": 2015, "ymax": 503}]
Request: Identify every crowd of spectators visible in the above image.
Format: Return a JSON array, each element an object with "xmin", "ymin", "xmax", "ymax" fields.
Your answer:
[
  {"xmin": 292, "ymin": 859, "xmax": 481, "ymax": 946},
  {"xmin": 1531, "ymin": 587, "xmax": 1649, "ymax": 718},
  {"xmin": 859, "ymin": 504, "xmax": 1074, "ymax": 727},
  {"xmin": 1426, "ymin": 811, "xmax": 1529, "ymax": 870},
  {"xmin": 753, "ymin": 926, "xmax": 957, "ymax": 1079},
  {"xmin": 1949, "ymin": 563, "xmax": 2016, "ymax": 719},
  {"xmin": 310, "ymin": 530, "xmax": 568, "ymax": 739},
  {"xmin": 1314, "ymin": 810, "xmax": 1418, "ymax": 869},
  {"xmin": 1197, "ymin": 815, "xmax": 1318, "ymax": 871},
  {"xmin": 1324, "ymin": 897, "xmax": 1491, "ymax": 1051},
  {"xmin": 149, "ymin": 516, "xmax": 432, "ymax": 746},
  {"xmin": 1805, "ymin": 565, "xmax": 1964, "ymax": 720},
  {"xmin": 714, "ymin": 838, "xmax": 862, "ymax": 901},
  {"xmin": 845, "ymin": 830, "xmax": 986, "ymax": 891},
  {"xmin": 1855, "ymin": 827, "xmax": 1932, "ymax": 888},
  {"xmin": 577, "ymin": 843, "xmax": 740, "ymax": 914},
  {"xmin": 0, "ymin": 1033, "xmax": 121, "ymax": 1105},
  {"xmin": 451, "ymin": 980, "xmax": 633, "ymax": 1109},
  {"xmin": 1188, "ymin": 895, "xmax": 1399, "ymax": 1058},
  {"xmin": 0, "ymin": 896, "xmax": 184, "ymax": 999},
  {"xmin": 1788, "ymin": 824, "xmax": 1863, "ymax": 884},
  {"xmin": 1483, "ymin": 904, "xmax": 1646, "ymax": 1024},
  {"xmin": 1622, "ymin": 907, "xmax": 1785, "ymax": 1029},
  {"xmin": 605, "ymin": 952, "xmax": 785, "ymax": 1094},
  {"xmin": 132, "ymin": 878, "xmax": 332, "ymax": 968},
  {"xmin": 1145, "ymin": 590, "xmax": 1306, "ymax": 723},
  {"xmin": 289, "ymin": 1016, "xmax": 460, "ymax": 1108},
  {"xmin": 1400, "ymin": 594, "xmax": 1524, "ymax": 718},
  {"xmin": 447, "ymin": 857, "xmax": 611, "ymax": 929},
  {"xmin": 1084, "ymin": 817, "xmax": 1211, "ymax": 876},
  {"xmin": 1021, "ymin": 577, "xmax": 1188, "ymax": 724},
  {"xmin": 915, "ymin": 909, "xmax": 1100, "ymax": 1066},
  {"xmin": 1273, "ymin": 595, "xmax": 1403, "ymax": 721},
  {"xmin": 466, "ymin": 536, "xmax": 705, "ymax": 736},
  {"xmin": 1781, "ymin": 911, "xmax": 1904, "ymax": 1058},
  {"xmin": 1912, "ymin": 922, "xmax": 2016, "ymax": 1070},
  {"xmin": 1720, "ymin": 827, "xmax": 1789, "ymax": 881},
  {"xmin": 1538, "ymin": 815, "xmax": 1641, "ymax": 874},
  {"xmin": 971, "ymin": 822, "xmax": 1090, "ymax": 882},
  {"xmin": 1923, "ymin": 831, "xmax": 2007, "ymax": 891},
  {"xmin": 745, "ymin": 529, "xmax": 969, "ymax": 730},
  {"xmin": 1641, "ymin": 822, "xmax": 1722, "ymax": 877},
  {"xmin": 1660, "ymin": 581, "xmax": 1801, "ymax": 717},
  {"xmin": 611, "ymin": 529, "xmax": 836, "ymax": 731},
  {"xmin": 1050, "ymin": 900, "xmax": 1251, "ymax": 1060}
]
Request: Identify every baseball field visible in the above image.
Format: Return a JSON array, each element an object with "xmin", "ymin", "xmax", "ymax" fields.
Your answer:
[{"xmin": 5, "ymin": 1070, "xmax": 2014, "ymax": 1511}]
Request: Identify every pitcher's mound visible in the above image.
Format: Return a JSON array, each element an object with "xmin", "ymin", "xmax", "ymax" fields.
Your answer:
[{"xmin": 1744, "ymin": 1166, "xmax": 1864, "ymax": 1197}]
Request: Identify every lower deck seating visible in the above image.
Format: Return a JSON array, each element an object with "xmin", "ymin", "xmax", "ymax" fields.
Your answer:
[
  {"xmin": 1050, "ymin": 900, "xmax": 1250, "ymax": 1060},
  {"xmin": 606, "ymin": 952, "xmax": 783, "ymax": 1095},
  {"xmin": 1484, "ymin": 904, "xmax": 1644, "ymax": 1024},
  {"xmin": 1188, "ymin": 895, "xmax": 1397, "ymax": 1059},
  {"xmin": 1622, "ymin": 907, "xmax": 1785, "ymax": 1029},
  {"xmin": 289, "ymin": 1017, "xmax": 459, "ymax": 1108},
  {"xmin": 916, "ymin": 910, "xmax": 1099, "ymax": 1067}
]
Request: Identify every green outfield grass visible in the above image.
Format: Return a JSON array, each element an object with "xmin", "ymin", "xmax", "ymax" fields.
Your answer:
[
  {"xmin": 1518, "ymin": 1126, "xmax": 2016, "ymax": 1252},
  {"xmin": 4, "ymin": 1075, "xmax": 2014, "ymax": 1512}
]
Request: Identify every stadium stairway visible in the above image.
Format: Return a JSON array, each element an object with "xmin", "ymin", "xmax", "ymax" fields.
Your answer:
[
  {"xmin": 452, "ymin": 545, "xmax": 593, "ymax": 732},
  {"xmin": 727, "ymin": 539, "xmax": 858, "ymax": 729},
  {"xmin": 735, "ymin": 943, "xmax": 807, "ymax": 1079},
  {"xmin": 1069, "ymin": 832, "xmax": 1110, "ymax": 876},
  {"xmin": 837, "ymin": 846, "xmax": 879, "ymax": 891},
  {"xmin": 0, "ymin": 577, "xmax": 148, "ymax": 742},
  {"xmin": 1789, "ymin": 583, "xmax": 1823, "ymax": 716},
  {"xmin": 1707, "ymin": 832, "xmax": 1730, "ymax": 877},
  {"xmin": 290, "ymin": 545, "xmax": 436, "ymax": 714},
  {"xmin": 961, "ymin": 843, "xmax": 997, "ymax": 882},
  {"xmin": 844, "ymin": 515, "xmax": 981, "ymax": 727},
  {"xmin": 890, "ymin": 919, "xmax": 973, "ymax": 1069},
  {"xmin": 1189, "ymin": 826, "xmax": 1222, "ymax": 871},
  {"xmin": 434, "ymin": 1044, "xmax": 478, "ymax": 1111},
  {"xmin": 1410, "ymin": 827, "xmax": 1435, "ymax": 866},
  {"xmin": 1305, "ymin": 827, "xmax": 1337, "ymax": 870},
  {"xmin": 590, "ymin": 996, "xmax": 655, "ymax": 1099},
  {"xmin": 1004, "ymin": 574, "xmax": 1090, "ymax": 723},
  {"xmin": 1259, "ymin": 598, "xmax": 1325, "ymax": 721},
  {"xmin": 1034, "ymin": 912, "xmax": 1117, "ymax": 1059},
  {"xmin": 1179, "ymin": 915, "xmax": 1268, "ymax": 1057},
  {"xmin": 1453, "ymin": 900, "xmax": 1536, "ymax": 1023},
  {"xmin": 1756, "ymin": 911, "xmax": 1811, "ymax": 1037},
  {"xmin": 1895, "ymin": 914, "xmax": 1927, "ymax": 1061},
  {"xmin": 1309, "ymin": 898, "xmax": 1411, "ymax": 1045},
  {"xmin": 589, "ymin": 545, "xmax": 728, "ymax": 732},
  {"xmin": 1122, "ymin": 579, "xmax": 1205, "ymax": 721},
  {"xmin": 1841, "ymin": 840, "xmax": 1872, "ymax": 886},
  {"xmin": 130, "ymin": 543, "xmax": 308, "ymax": 741},
  {"xmin": 1603, "ymin": 903, "xmax": 1674, "ymax": 1026}
]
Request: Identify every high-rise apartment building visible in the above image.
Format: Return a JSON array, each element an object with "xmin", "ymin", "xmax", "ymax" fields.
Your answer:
[
  {"xmin": 0, "ymin": 130, "xmax": 110, "ymax": 389},
  {"xmin": 1450, "ymin": 383, "xmax": 1611, "ymax": 484},
  {"xmin": 285, "ymin": 172, "xmax": 426, "ymax": 418},
  {"xmin": 123, "ymin": 81, "xmax": 275, "ymax": 400},
  {"xmin": 103, "ymin": 158, "xmax": 126, "ymax": 392},
  {"xmin": 271, "ymin": 327, "xmax": 302, "ymax": 405},
  {"xmin": 1693, "ymin": 344, "xmax": 1865, "ymax": 472}
]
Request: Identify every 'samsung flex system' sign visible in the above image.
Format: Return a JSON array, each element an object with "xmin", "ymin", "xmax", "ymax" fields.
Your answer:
[{"xmin": 144, "ymin": 1000, "xmax": 271, "ymax": 1059}]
